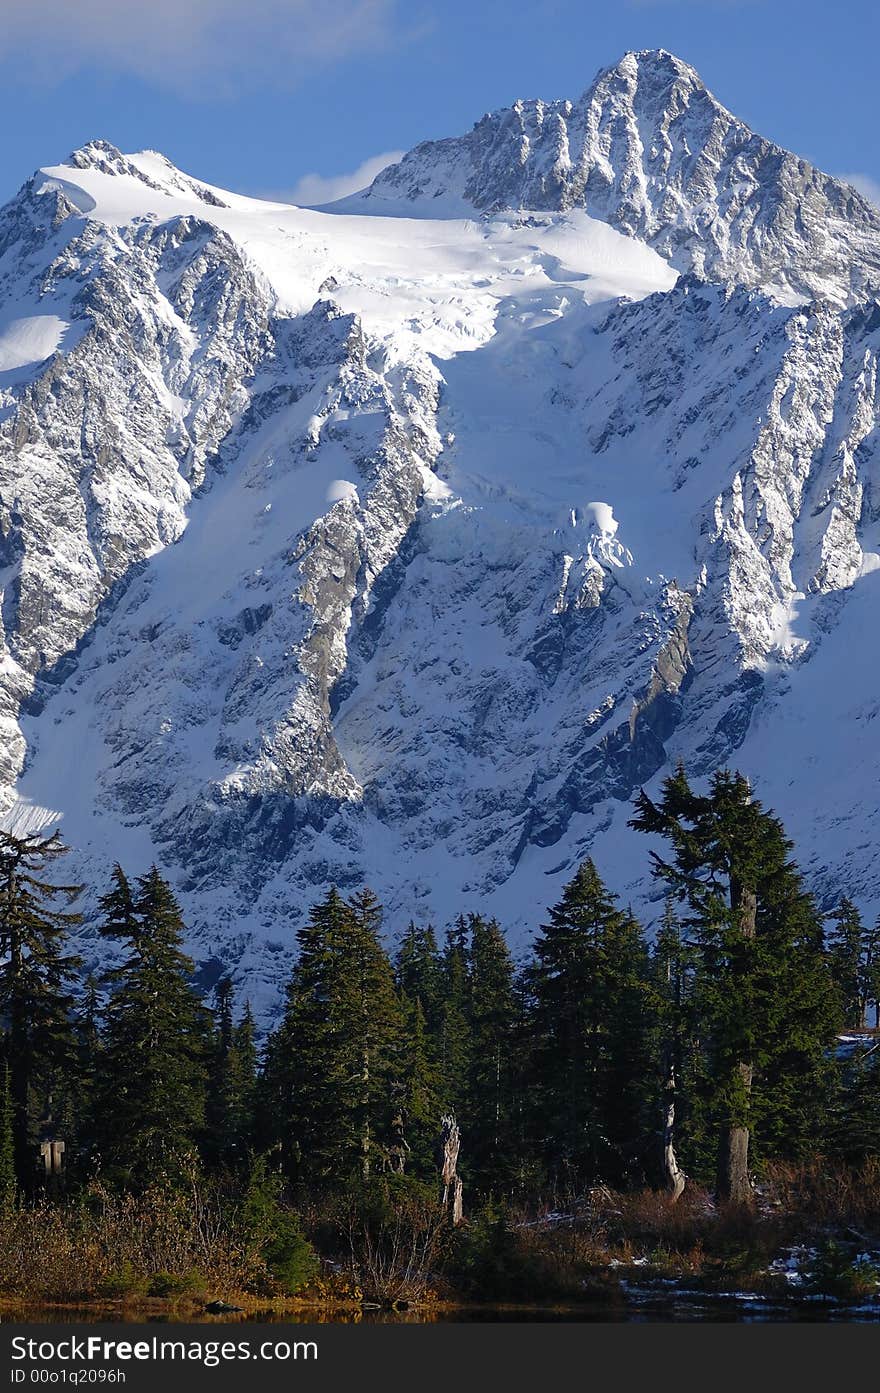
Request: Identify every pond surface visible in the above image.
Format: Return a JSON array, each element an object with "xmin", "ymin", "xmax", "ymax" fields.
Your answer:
[{"xmin": 4, "ymin": 1294, "xmax": 879, "ymax": 1323}]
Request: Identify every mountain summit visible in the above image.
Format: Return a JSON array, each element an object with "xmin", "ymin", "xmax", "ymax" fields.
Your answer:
[
  {"xmin": 1, "ymin": 53, "xmax": 879, "ymax": 1014},
  {"xmin": 357, "ymin": 48, "xmax": 880, "ymax": 303}
]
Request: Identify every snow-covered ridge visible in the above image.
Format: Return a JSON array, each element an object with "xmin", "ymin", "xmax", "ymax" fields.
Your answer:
[
  {"xmin": 354, "ymin": 48, "xmax": 880, "ymax": 306},
  {"xmin": 0, "ymin": 49, "xmax": 879, "ymax": 1016}
]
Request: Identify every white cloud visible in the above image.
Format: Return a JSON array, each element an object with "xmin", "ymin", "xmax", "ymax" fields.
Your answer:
[
  {"xmin": 0, "ymin": 0, "xmax": 402, "ymax": 93},
  {"xmin": 840, "ymin": 173, "xmax": 880, "ymax": 208},
  {"xmin": 276, "ymin": 150, "xmax": 405, "ymax": 205}
]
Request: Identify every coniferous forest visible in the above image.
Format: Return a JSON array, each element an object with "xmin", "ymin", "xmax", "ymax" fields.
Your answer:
[{"xmin": 2, "ymin": 766, "xmax": 880, "ymax": 1312}]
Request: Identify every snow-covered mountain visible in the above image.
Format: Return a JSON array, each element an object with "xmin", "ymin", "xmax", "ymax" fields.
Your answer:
[{"xmin": 2, "ymin": 50, "xmax": 880, "ymax": 1014}]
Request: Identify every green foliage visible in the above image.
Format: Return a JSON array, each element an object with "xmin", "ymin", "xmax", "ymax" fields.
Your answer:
[
  {"xmin": 240, "ymin": 1155, "xmax": 318, "ymax": 1294},
  {"xmin": 97, "ymin": 1262, "xmax": 148, "ymax": 1299},
  {"xmin": 0, "ymin": 1063, "xmax": 16, "ymax": 1206},
  {"xmin": 262, "ymin": 887, "xmax": 404, "ymax": 1184},
  {"xmin": 146, "ymin": 1268, "xmax": 207, "ymax": 1297},
  {"xmin": 799, "ymin": 1239, "xmax": 880, "ymax": 1301},
  {"xmin": 827, "ymin": 1049, "xmax": 880, "ymax": 1165},
  {"xmin": 826, "ymin": 899, "xmax": 864, "ymax": 1029},
  {"xmin": 466, "ymin": 915, "xmax": 518, "ymax": 1187},
  {"xmin": 526, "ymin": 859, "xmax": 653, "ymax": 1189},
  {"xmin": 395, "ymin": 922, "xmax": 443, "ymax": 1030},
  {"xmin": 437, "ymin": 919, "xmax": 472, "ymax": 1116},
  {"xmin": 449, "ymin": 1201, "xmax": 596, "ymax": 1301},
  {"xmin": 0, "ymin": 829, "xmax": 82, "ymax": 1189},
  {"xmin": 394, "ymin": 996, "xmax": 443, "ymax": 1177},
  {"xmin": 205, "ymin": 980, "xmax": 257, "ymax": 1169},
  {"xmin": 91, "ymin": 866, "xmax": 210, "ymax": 1184},
  {"xmin": 630, "ymin": 767, "xmax": 841, "ymax": 1191}
]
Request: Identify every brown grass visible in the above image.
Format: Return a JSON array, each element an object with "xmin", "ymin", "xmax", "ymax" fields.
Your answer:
[{"xmin": 0, "ymin": 1181, "xmax": 267, "ymax": 1302}]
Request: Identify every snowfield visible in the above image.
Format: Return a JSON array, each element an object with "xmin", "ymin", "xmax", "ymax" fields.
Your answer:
[{"xmin": 1, "ymin": 50, "xmax": 880, "ymax": 1016}]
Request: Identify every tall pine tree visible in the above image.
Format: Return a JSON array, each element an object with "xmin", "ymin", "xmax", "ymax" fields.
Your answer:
[
  {"xmin": 0, "ymin": 829, "xmax": 81, "ymax": 1190},
  {"xmin": 466, "ymin": 915, "xmax": 518, "ymax": 1188},
  {"xmin": 826, "ymin": 898, "xmax": 865, "ymax": 1029},
  {"xmin": 0, "ymin": 1062, "xmax": 15, "ymax": 1205},
  {"xmin": 263, "ymin": 888, "xmax": 403, "ymax": 1185},
  {"xmin": 91, "ymin": 867, "xmax": 209, "ymax": 1184},
  {"xmin": 631, "ymin": 766, "xmax": 840, "ymax": 1204},
  {"xmin": 437, "ymin": 919, "xmax": 472, "ymax": 1119},
  {"xmin": 395, "ymin": 922, "xmax": 443, "ymax": 1031},
  {"xmin": 527, "ymin": 860, "xmax": 652, "ymax": 1191}
]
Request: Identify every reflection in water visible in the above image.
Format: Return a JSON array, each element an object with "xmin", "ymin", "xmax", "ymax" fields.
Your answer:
[{"xmin": 4, "ymin": 1298, "xmax": 879, "ymax": 1324}]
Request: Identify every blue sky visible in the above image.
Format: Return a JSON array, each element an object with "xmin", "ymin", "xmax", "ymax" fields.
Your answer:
[{"xmin": 0, "ymin": 0, "xmax": 877, "ymax": 205}]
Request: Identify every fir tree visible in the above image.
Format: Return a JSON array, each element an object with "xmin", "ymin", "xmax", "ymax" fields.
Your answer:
[
  {"xmin": 205, "ymin": 978, "xmax": 240, "ymax": 1167},
  {"xmin": 393, "ymin": 994, "xmax": 443, "ymax": 1176},
  {"xmin": 0, "ymin": 1062, "xmax": 15, "ymax": 1205},
  {"xmin": 394, "ymin": 922, "xmax": 443, "ymax": 1031},
  {"xmin": 527, "ymin": 860, "xmax": 652, "ymax": 1190},
  {"xmin": 630, "ymin": 766, "xmax": 840, "ymax": 1203},
  {"xmin": 826, "ymin": 898, "xmax": 865, "ymax": 1029},
  {"xmin": 437, "ymin": 919, "xmax": 472, "ymax": 1117},
  {"xmin": 263, "ymin": 888, "xmax": 403, "ymax": 1184},
  {"xmin": 68, "ymin": 974, "xmax": 103, "ymax": 1175},
  {"xmin": 97, "ymin": 864, "xmax": 139, "ymax": 943},
  {"xmin": 466, "ymin": 915, "xmax": 517, "ymax": 1188},
  {"xmin": 345, "ymin": 889, "xmax": 403, "ymax": 1179},
  {"xmin": 864, "ymin": 918, "xmax": 880, "ymax": 1030},
  {"xmin": 91, "ymin": 867, "xmax": 210, "ymax": 1183},
  {"xmin": 827, "ymin": 1045, "xmax": 880, "ymax": 1165},
  {"xmin": 0, "ymin": 829, "xmax": 81, "ymax": 1190},
  {"xmin": 230, "ymin": 1002, "xmax": 258, "ymax": 1156}
]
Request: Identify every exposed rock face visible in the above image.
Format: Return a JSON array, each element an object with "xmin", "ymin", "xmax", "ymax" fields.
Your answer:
[
  {"xmin": 361, "ymin": 49, "xmax": 880, "ymax": 304},
  {"xmin": 1, "ymin": 59, "xmax": 880, "ymax": 1015}
]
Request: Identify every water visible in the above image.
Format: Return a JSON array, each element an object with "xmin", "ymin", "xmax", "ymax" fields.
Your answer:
[{"xmin": 4, "ymin": 1295, "xmax": 879, "ymax": 1323}]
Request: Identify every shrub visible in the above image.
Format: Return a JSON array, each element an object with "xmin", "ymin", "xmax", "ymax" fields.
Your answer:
[
  {"xmin": 799, "ymin": 1240, "xmax": 880, "ymax": 1302},
  {"xmin": 97, "ymin": 1263, "xmax": 148, "ymax": 1299},
  {"xmin": 324, "ymin": 1176, "xmax": 448, "ymax": 1307},
  {"xmin": 240, "ymin": 1156, "xmax": 319, "ymax": 1295},
  {"xmin": 146, "ymin": 1270, "xmax": 207, "ymax": 1298}
]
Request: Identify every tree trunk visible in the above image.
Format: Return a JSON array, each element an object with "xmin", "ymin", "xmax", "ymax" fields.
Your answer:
[
  {"xmin": 6, "ymin": 901, "xmax": 30, "ymax": 1192},
  {"xmin": 716, "ymin": 880, "xmax": 756, "ymax": 1207},
  {"xmin": 717, "ymin": 1069, "xmax": 753, "ymax": 1208},
  {"xmin": 661, "ymin": 1059, "xmax": 686, "ymax": 1202},
  {"xmin": 437, "ymin": 1114, "xmax": 464, "ymax": 1226}
]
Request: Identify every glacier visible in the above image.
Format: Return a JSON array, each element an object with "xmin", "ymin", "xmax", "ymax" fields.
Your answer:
[{"xmin": 1, "ymin": 50, "xmax": 880, "ymax": 1016}]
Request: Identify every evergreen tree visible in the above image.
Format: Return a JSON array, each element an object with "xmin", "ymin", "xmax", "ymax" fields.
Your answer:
[
  {"xmin": 346, "ymin": 889, "xmax": 403, "ymax": 1179},
  {"xmin": 527, "ymin": 860, "xmax": 652, "ymax": 1191},
  {"xmin": 394, "ymin": 922, "xmax": 443, "ymax": 1030},
  {"xmin": 0, "ymin": 829, "xmax": 81, "ymax": 1190},
  {"xmin": 68, "ymin": 975, "xmax": 103, "ymax": 1176},
  {"xmin": 0, "ymin": 1062, "xmax": 15, "ymax": 1205},
  {"xmin": 91, "ymin": 867, "xmax": 210, "ymax": 1183},
  {"xmin": 466, "ymin": 915, "xmax": 518, "ymax": 1188},
  {"xmin": 230, "ymin": 1002, "xmax": 258, "ymax": 1155},
  {"xmin": 864, "ymin": 918, "xmax": 880, "ymax": 1030},
  {"xmin": 393, "ymin": 994, "xmax": 443, "ymax": 1177},
  {"xmin": 827, "ymin": 1045, "xmax": 880, "ymax": 1164},
  {"xmin": 437, "ymin": 919, "xmax": 472, "ymax": 1117},
  {"xmin": 630, "ymin": 766, "xmax": 840, "ymax": 1204},
  {"xmin": 826, "ymin": 898, "xmax": 865, "ymax": 1029},
  {"xmin": 206, "ymin": 978, "xmax": 239, "ymax": 1167},
  {"xmin": 263, "ymin": 888, "xmax": 403, "ymax": 1184},
  {"xmin": 96, "ymin": 864, "xmax": 139, "ymax": 943}
]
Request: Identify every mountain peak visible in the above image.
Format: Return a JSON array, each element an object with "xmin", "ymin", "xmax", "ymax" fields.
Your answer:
[
  {"xmin": 48, "ymin": 142, "xmax": 230, "ymax": 209},
  {"xmin": 67, "ymin": 139, "xmax": 130, "ymax": 173},
  {"xmin": 356, "ymin": 51, "xmax": 880, "ymax": 303}
]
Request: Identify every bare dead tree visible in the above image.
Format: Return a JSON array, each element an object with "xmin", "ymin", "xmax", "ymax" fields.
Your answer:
[{"xmin": 437, "ymin": 1114, "xmax": 463, "ymax": 1227}]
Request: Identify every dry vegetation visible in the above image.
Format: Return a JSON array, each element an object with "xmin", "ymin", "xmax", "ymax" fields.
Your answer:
[{"xmin": 1, "ymin": 1162, "xmax": 879, "ymax": 1311}]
